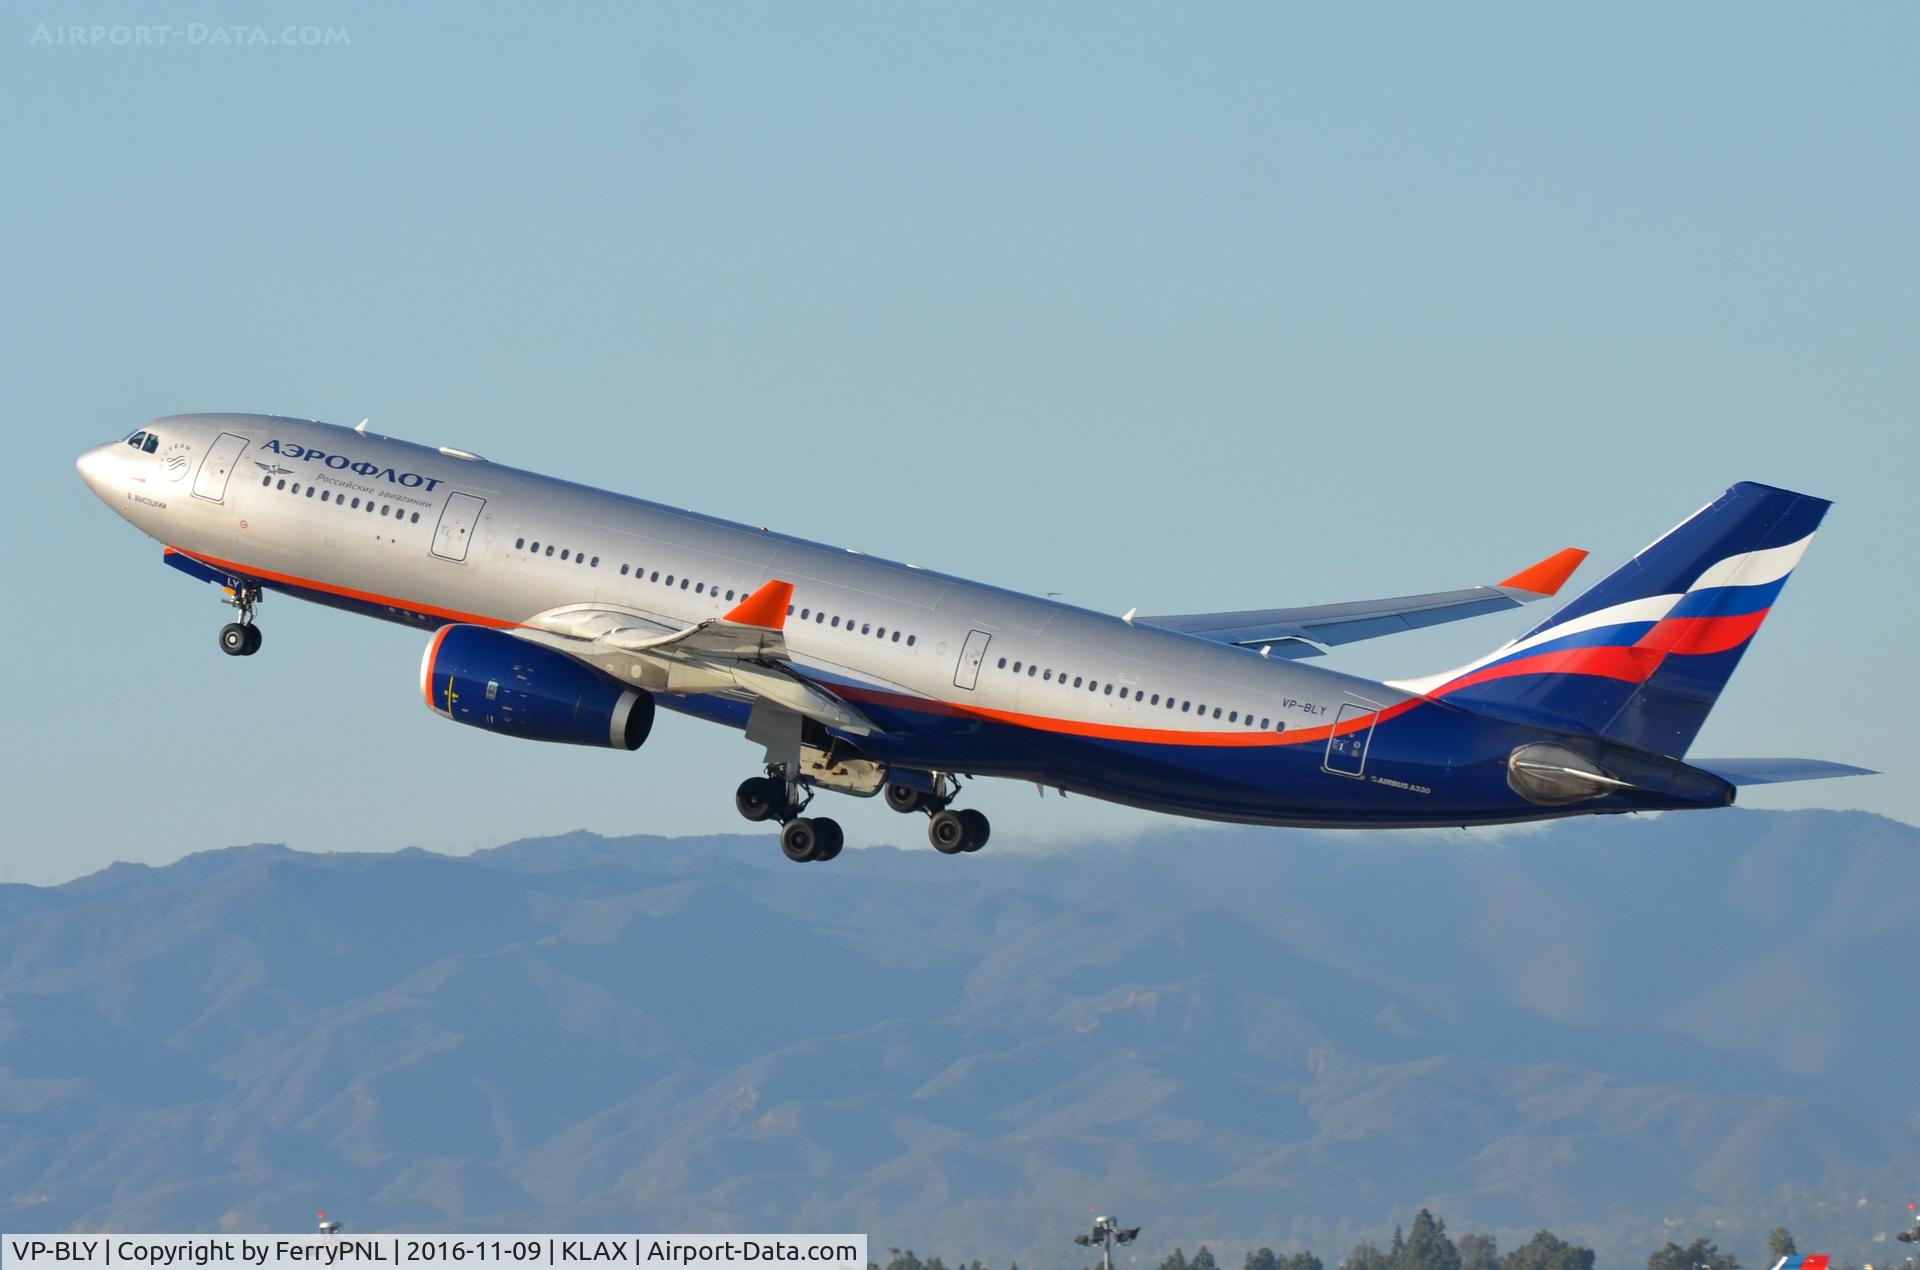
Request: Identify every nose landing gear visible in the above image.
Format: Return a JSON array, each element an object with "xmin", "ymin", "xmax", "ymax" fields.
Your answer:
[
  {"xmin": 218, "ymin": 622, "xmax": 261, "ymax": 656},
  {"xmin": 737, "ymin": 772, "xmax": 844, "ymax": 863},
  {"xmin": 886, "ymin": 776, "xmax": 991, "ymax": 854},
  {"xmin": 217, "ymin": 581, "xmax": 264, "ymax": 657}
]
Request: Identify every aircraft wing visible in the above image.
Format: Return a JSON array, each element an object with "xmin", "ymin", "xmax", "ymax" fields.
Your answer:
[
  {"xmin": 1137, "ymin": 547, "xmax": 1589, "ymax": 658},
  {"xmin": 511, "ymin": 580, "xmax": 875, "ymax": 734}
]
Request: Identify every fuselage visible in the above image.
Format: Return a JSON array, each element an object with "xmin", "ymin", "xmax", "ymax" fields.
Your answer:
[{"xmin": 76, "ymin": 413, "xmax": 1663, "ymax": 828}]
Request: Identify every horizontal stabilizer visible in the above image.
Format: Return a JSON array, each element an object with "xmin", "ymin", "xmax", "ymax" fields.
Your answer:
[
  {"xmin": 1140, "ymin": 546, "xmax": 1587, "ymax": 657},
  {"xmin": 1690, "ymin": 757, "xmax": 1878, "ymax": 786}
]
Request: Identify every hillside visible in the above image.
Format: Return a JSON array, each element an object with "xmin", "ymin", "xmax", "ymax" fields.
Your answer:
[{"xmin": 1, "ymin": 809, "xmax": 1915, "ymax": 1267}]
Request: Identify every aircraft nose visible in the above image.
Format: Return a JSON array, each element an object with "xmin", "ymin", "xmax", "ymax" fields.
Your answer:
[{"xmin": 76, "ymin": 444, "xmax": 116, "ymax": 498}]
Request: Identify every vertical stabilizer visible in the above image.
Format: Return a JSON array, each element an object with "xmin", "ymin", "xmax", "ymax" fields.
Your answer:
[{"xmin": 1394, "ymin": 483, "xmax": 1829, "ymax": 756}]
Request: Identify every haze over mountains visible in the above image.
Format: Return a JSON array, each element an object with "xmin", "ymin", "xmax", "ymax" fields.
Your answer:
[{"xmin": 1, "ymin": 809, "xmax": 1915, "ymax": 1268}]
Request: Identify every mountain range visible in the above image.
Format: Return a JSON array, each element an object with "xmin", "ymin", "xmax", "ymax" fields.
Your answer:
[{"xmin": 2, "ymin": 808, "xmax": 1916, "ymax": 1268}]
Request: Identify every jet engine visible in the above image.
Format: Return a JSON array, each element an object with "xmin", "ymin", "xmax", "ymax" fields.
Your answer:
[{"xmin": 421, "ymin": 624, "xmax": 654, "ymax": 750}]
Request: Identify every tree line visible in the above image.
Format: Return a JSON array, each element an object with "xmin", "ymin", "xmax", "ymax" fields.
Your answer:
[{"xmin": 874, "ymin": 1208, "xmax": 1806, "ymax": 1270}]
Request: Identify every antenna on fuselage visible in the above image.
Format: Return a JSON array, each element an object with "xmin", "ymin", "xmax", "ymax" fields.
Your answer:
[{"xmin": 354, "ymin": 418, "xmax": 369, "ymax": 434}]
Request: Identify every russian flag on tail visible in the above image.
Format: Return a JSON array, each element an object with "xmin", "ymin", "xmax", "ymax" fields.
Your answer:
[{"xmin": 1395, "ymin": 482, "xmax": 1830, "ymax": 758}]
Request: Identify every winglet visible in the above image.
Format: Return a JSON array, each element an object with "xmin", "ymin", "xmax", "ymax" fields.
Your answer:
[
  {"xmin": 725, "ymin": 579, "xmax": 794, "ymax": 630},
  {"xmin": 1499, "ymin": 547, "xmax": 1588, "ymax": 596}
]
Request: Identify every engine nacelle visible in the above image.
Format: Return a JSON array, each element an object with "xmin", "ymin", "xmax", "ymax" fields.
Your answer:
[{"xmin": 421, "ymin": 624, "xmax": 654, "ymax": 750}]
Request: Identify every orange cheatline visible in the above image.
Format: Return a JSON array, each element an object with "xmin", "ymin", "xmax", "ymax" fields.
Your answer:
[
  {"xmin": 1500, "ymin": 546, "xmax": 1588, "ymax": 595},
  {"xmin": 725, "ymin": 579, "xmax": 794, "ymax": 629}
]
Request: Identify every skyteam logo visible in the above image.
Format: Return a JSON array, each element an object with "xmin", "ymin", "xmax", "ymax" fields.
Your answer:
[
  {"xmin": 261, "ymin": 438, "xmax": 444, "ymax": 492},
  {"xmin": 160, "ymin": 440, "xmax": 193, "ymax": 482}
]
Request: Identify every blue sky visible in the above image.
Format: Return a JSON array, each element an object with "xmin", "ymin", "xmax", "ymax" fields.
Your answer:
[{"xmin": 4, "ymin": 3, "xmax": 1913, "ymax": 884}]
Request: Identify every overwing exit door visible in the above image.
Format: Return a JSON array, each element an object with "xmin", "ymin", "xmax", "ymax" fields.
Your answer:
[
  {"xmin": 431, "ymin": 492, "xmax": 486, "ymax": 562},
  {"xmin": 953, "ymin": 629, "xmax": 993, "ymax": 690}
]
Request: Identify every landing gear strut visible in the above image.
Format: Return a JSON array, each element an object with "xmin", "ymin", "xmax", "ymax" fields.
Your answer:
[
  {"xmin": 217, "ymin": 581, "xmax": 263, "ymax": 657},
  {"xmin": 885, "ymin": 776, "xmax": 990, "ymax": 854},
  {"xmin": 737, "ymin": 772, "xmax": 844, "ymax": 863}
]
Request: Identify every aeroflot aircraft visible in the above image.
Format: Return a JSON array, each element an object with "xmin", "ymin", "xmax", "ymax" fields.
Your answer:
[{"xmin": 78, "ymin": 414, "xmax": 1871, "ymax": 863}]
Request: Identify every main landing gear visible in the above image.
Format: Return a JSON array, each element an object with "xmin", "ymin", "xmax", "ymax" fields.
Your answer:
[
  {"xmin": 735, "ymin": 774, "xmax": 844, "ymax": 864},
  {"xmin": 734, "ymin": 769, "xmax": 990, "ymax": 862},
  {"xmin": 885, "ymin": 777, "xmax": 990, "ymax": 855},
  {"xmin": 217, "ymin": 581, "xmax": 264, "ymax": 657}
]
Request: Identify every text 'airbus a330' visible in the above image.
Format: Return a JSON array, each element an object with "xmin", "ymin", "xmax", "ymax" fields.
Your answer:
[{"xmin": 78, "ymin": 414, "xmax": 1871, "ymax": 862}]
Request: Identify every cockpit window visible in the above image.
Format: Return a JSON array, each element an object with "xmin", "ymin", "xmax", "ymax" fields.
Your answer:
[
  {"xmin": 126, "ymin": 431, "xmax": 147, "ymax": 449},
  {"xmin": 142, "ymin": 433, "xmax": 159, "ymax": 453}
]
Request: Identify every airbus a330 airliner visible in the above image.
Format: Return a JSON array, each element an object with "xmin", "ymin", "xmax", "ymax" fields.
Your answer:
[{"xmin": 78, "ymin": 414, "xmax": 1870, "ymax": 862}]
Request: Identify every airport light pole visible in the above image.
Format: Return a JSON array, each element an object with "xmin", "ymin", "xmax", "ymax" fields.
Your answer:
[{"xmin": 1072, "ymin": 1215, "xmax": 1140, "ymax": 1270}]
